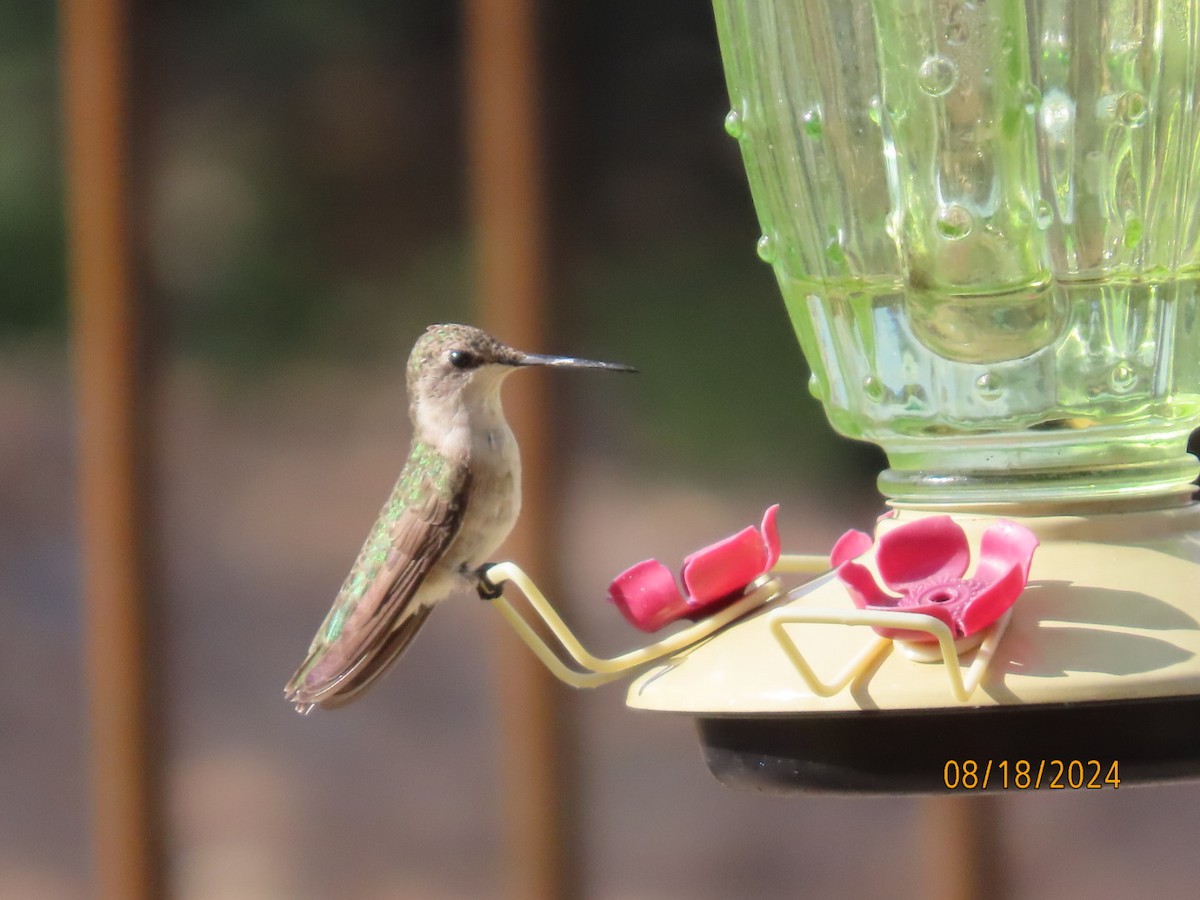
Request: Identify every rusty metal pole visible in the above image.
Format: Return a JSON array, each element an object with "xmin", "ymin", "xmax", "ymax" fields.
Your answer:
[
  {"xmin": 463, "ymin": 2, "xmax": 580, "ymax": 899},
  {"xmin": 922, "ymin": 797, "xmax": 1004, "ymax": 900},
  {"xmin": 60, "ymin": 0, "xmax": 165, "ymax": 897}
]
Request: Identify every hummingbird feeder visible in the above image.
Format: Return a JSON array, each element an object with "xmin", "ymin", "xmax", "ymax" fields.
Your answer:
[{"xmin": 483, "ymin": 0, "xmax": 1200, "ymax": 792}]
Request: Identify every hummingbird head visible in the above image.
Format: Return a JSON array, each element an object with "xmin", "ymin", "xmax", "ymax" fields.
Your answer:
[{"xmin": 406, "ymin": 323, "xmax": 634, "ymax": 427}]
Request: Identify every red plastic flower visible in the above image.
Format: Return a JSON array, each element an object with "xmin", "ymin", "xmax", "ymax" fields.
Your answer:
[
  {"xmin": 830, "ymin": 516, "xmax": 1038, "ymax": 642},
  {"xmin": 609, "ymin": 505, "xmax": 781, "ymax": 632}
]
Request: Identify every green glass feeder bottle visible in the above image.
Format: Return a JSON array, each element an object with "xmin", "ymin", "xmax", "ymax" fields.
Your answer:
[
  {"xmin": 622, "ymin": 0, "xmax": 1200, "ymax": 791},
  {"xmin": 717, "ymin": 0, "xmax": 1200, "ymax": 504}
]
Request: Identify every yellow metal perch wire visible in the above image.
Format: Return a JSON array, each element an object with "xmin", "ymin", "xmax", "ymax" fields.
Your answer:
[
  {"xmin": 482, "ymin": 556, "xmax": 1010, "ymax": 700},
  {"xmin": 767, "ymin": 606, "xmax": 1013, "ymax": 703},
  {"xmin": 481, "ymin": 556, "xmax": 826, "ymax": 688}
]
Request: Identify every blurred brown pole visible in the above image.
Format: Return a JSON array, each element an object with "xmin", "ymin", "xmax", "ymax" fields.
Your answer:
[
  {"xmin": 60, "ymin": 0, "xmax": 165, "ymax": 898},
  {"xmin": 463, "ymin": 2, "xmax": 580, "ymax": 899},
  {"xmin": 922, "ymin": 797, "xmax": 1005, "ymax": 900}
]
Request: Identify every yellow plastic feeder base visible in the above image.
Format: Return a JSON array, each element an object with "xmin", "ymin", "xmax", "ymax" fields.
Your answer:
[{"xmin": 626, "ymin": 501, "xmax": 1200, "ymax": 792}]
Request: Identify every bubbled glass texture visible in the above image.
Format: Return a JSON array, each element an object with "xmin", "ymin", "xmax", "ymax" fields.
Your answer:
[{"xmin": 714, "ymin": 0, "xmax": 1200, "ymax": 502}]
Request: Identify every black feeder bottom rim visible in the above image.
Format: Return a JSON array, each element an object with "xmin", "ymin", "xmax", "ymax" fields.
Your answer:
[{"xmin": 696, "ymin": 693, "xmax": 1200, "ymax": 794}]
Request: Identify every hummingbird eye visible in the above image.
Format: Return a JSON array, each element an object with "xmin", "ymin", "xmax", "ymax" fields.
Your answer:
[{"xmin": 448, "ymin": 349, "xmax": 481, "ymax": 370}]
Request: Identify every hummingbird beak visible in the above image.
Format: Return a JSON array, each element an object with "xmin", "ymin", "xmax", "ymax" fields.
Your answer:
[{"xmin": 511, "ymin": 351, "xmax": 637, "ymax": 373}]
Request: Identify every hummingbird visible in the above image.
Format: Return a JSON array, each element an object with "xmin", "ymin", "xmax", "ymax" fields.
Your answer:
[{"xmin": 285, "ymin": 323, "xmax": 634, "ymax": 713}]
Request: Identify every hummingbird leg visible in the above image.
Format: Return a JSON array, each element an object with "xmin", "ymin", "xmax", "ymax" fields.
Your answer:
[{"xmin": 473, "ymin": 564, "xmax": 506, "ymax": 601}]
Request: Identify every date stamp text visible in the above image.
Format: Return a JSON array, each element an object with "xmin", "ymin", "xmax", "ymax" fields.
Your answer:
[{"xmin": 943, "ymin": 759, "xmax": 1120, "ymax": 790}]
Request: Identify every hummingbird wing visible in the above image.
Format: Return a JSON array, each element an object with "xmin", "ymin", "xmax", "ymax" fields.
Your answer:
[{"xmin": 285, "ymin": 443, "xmax": 470, "ymax": 711}]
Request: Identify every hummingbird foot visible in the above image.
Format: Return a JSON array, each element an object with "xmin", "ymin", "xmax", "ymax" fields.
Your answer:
[{"xmin": 474, "ymin": 564, "xmax": 505, "ymax": 601}]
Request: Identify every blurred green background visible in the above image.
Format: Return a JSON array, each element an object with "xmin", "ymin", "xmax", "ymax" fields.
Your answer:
[
  {"xmin": 6, "ymin": 2, "xmax": 1200, "ymax": 899},
  {"xmin": 3, "ymin": 0, "xmax": 884, "ymax": 487}
]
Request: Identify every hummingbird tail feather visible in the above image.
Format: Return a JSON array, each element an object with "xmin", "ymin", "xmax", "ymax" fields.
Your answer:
[{"xmin": 284, "ymin": 603, "xmax": 434, "ymax": 712}]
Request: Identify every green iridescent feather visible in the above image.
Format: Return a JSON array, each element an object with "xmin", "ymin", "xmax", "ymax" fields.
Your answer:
[{"xmin": 296, "ymin": 438, "xmax": 464, "ymax": 662}]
